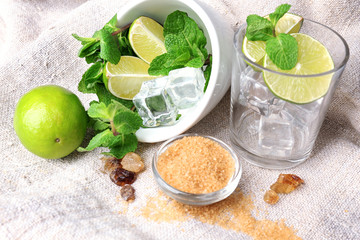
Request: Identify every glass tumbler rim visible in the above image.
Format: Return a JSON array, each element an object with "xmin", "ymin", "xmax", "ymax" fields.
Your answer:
[{"xmin": 234, "ymin": 18, "xmax": 350, "ymax": 78}]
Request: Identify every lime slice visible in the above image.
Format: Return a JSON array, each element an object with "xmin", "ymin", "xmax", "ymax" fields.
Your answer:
[
  {"xmin": 272, "ymin": 13, "xmax": 303, "ymax": 35},
  {"xmin": 129, "ymin": 16, "xmax": 166, "ymax": 64},
  {"xmin": 263, "ymin": 33, "xmax": 334, "ymax": 104},
  {"xmin": 105, "ymin": 56, "xmax": 158, "ymax": 100},
  {"xmin": 242, "ymin": 13, "xmax": 303, "ymax": 65},
  {"xmin": 242, "ymin": 37, "xmax": 267, "ymax": 64}
]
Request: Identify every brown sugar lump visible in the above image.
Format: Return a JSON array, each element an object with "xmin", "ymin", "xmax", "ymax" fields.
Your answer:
[
  {"xmin": 264, "ymin": 189, "xmax": 279, "ymax": 205},
  {"xmin": 156, "ymin": 136, "xmax": 235, "ymax": 194},
  {"xmin": 121, "ymin": 152, "xmax": 145, "ymax": 173},
  {"xmin": 270, "ymin": 174, "xmax": 304, "ymax": 194}
]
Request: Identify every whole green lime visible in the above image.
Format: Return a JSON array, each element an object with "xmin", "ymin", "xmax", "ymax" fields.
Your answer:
[{"xmin": 13, "ymin": 85, "xmax": 88, "ymax": 159}]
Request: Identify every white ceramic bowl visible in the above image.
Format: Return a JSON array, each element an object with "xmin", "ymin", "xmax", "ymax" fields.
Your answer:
[{"xmin": 117, "ymin": 0, "xmax": 233, "ymax": 143}]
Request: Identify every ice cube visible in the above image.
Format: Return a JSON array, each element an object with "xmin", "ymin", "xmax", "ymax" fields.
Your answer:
[
  {"xmin": 133, "ymin": 77, "xmax": 178, "ymax": 127},
  {"xmin": 280, "ymin": 98, "xmax": 323, "ymax": 127},
  {"xmin": 239, "ymin": 67, "xmax": 285, "ymax": 116},
  {"xmin": 258, "ymin": 114, "xmax": 294, "ymax": 157},
  {"xmin": 165, "ymin": 67, "xmax": 205, "ymax": 109}
]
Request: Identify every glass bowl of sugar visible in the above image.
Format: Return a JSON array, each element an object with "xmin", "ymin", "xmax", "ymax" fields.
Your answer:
[{"xmin": 152, "ymin": 134, "xmax": 242, "ymax": 206}]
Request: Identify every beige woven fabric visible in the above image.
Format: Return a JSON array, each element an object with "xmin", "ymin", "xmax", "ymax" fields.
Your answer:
[{"xmin": 1, "ymin": 0, "xmax": 359, "ymax": 239}]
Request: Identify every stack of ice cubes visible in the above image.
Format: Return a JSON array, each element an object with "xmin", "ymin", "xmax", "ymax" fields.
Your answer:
[
  {"xmin": 133, "ymin": 67, "xmax": 205, "ymax": 127},
  {"xmin": 239, "ymin": 66, "xmax": 323, "ymax": 157}
]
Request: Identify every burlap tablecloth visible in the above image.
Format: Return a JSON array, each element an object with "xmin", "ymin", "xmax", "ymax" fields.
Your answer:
[{"xmin": 1, "ymin": 0, "xmax": 359, "ymax": 239}]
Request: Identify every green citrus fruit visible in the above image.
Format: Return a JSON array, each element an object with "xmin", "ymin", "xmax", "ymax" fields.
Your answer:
[{"xmin": 13, "ymin": 85, "xmax": 88, "ymax": 159}]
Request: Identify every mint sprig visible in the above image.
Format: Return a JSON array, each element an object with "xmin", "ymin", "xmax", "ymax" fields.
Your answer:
[
  {"xmin": 73, "ymin": 14, "xmax": 139, "ymax": 158},
  {"xmin": 148, "ymin": 10, "xmax": 210, "ymax": 76},
  {"xmin": 78, "ymin": 100, "xmax": 142, "ymax": 158},
  {"xmin": 245, "ymin": 4, "xmax": 298, "ymax": 70}
]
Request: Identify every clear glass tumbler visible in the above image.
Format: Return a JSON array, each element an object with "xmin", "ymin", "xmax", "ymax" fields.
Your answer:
[{"xmin": 230, "ymin": 19, "xmax": 349, "ymax": 169}]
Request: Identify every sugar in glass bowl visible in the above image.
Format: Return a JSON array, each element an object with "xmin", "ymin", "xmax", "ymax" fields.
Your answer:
[
  {"xmin": 152, "ymin": 134, "xmax": 242, "ymax": 206},
  {"xmin": 116, "ymin": 0, "xmax": 233, "ymax": 143}
]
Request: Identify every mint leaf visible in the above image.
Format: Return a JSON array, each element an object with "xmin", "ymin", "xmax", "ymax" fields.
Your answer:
[
  {"xmin": 72, "ymin": 34, "xmax": 96, "ymax": 45},
  {"xmin": 149, "ymin": 10, "xmax": 208, "ymax": 76},
  {"xmin": 266, "ymin": 33, "xmax": 298, "ymax": 70},
  {"xmin": 148, "ymin": 51, "xmax": 191, "ymax": 76},
  {"xmin": 246, "ymin": 14, "xmax": 274, "ymax": 41},
  {"xmin": 113, "ymin": 110, "xmax": 142, "ymax": 135},
  {"xmin": 103, "ymin": 14, "xmax": 119, "ymax": 33},
  {"xmin": 87, "ymin": 101, "xmax": 113, "ymax": 121},
  {"xmin": 85, "ymin": 52, "xmax": 101, "ymax": 64},
  {"xmin": 91, "ymin": 119, "xmax": 110, "ymax": 131},
  {"xmin": 84, "ymin": 62, "xmax": 104, "ymax": 87},
  {"xmin": 78, "ymin": 76, "xmax": 96, "ymax": 93},
  {"xmin": 77, "ymin": 129, "xmax": 114, "ymax": 152},
  {"xmin": 84, "ymin": 62, "xmax": 103, "ymax": 80},
  {"xmin": 78, "ymin": 41, "xmax": 100, "ymax": 58},
  {"xmin": 164, "ymin": 11, "xmax": 207, "ymax": 61},
  {"xmin": 87, "ymin": 100, "xmax": 127, "ymax": 122},
  {"xmin": 118, "ymin": 29, "xmax": 134, "ymax": 56},
  {"xmin": 77, "ymin": 62, "xmax": 104, "ymax": 93},
  {"xmin": 99, "ymin": 29, "xmax": 121, "ymax": 64},
  {"xmin": 269, "ymin": 4, "xmax": 291, "ymax": 28},
  {"xmin": 104, "ymin": 134, "xmax": 138, "ymax": 159},
  {"xmin": 72, "ymin": 34, "xmax": 101, "ymax": 60}
]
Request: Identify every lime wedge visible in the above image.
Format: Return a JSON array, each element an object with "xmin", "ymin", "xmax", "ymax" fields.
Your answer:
[
  {"xmin": 242, "ymin": 13, "xmax": 303, "ymax": 66},
  {"xmin": 273, "ymin": 13, "xmax": 303, "ymax": 35},
  {"xmin": 104, "ymin": 56, "xmax": 158, "ymax": 100},
  {"xmin": 129, "ymin": 16, "xmax": 166, "ymax": 64},
  {"xmin": 263, "ymin": 33, "xmax": 334, "ymax": 104}
]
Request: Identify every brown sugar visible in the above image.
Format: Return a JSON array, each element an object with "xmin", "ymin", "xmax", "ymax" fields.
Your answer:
[
  {"xmin": 264, "ymin": 189, "xmax": 280, "ymax": 205},
  {"xmin": 264, "ymin": 174, "xmax": 304, "ymax": 205},
  {"xmin": 270, "ymin": 174, "xmax": 304, "ymax": 194},
  {"xmin": 141, "ymin": 189, "xmax": 301, "ymax": 240},
  {"xmin": 156, "ymin": 136, "xmax": 235, "ymax": 194}
]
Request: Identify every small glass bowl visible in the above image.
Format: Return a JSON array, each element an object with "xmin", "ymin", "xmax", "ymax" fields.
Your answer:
[{"xmin": 152, "ymin": 134, "xmax": 242, "ymax": 206}]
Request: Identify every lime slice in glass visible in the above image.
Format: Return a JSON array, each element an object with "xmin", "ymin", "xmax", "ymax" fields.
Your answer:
[
  {"xmin": 104, "ymin": 56, "xmax": 158, "ymax": 100},
  {"xmin": 129, "ymin": 16, "xmax": 166, "ymax": 64},
  {"xmin": 263, "ymin": 33, "xmax": 334, "ymax": 104}
]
